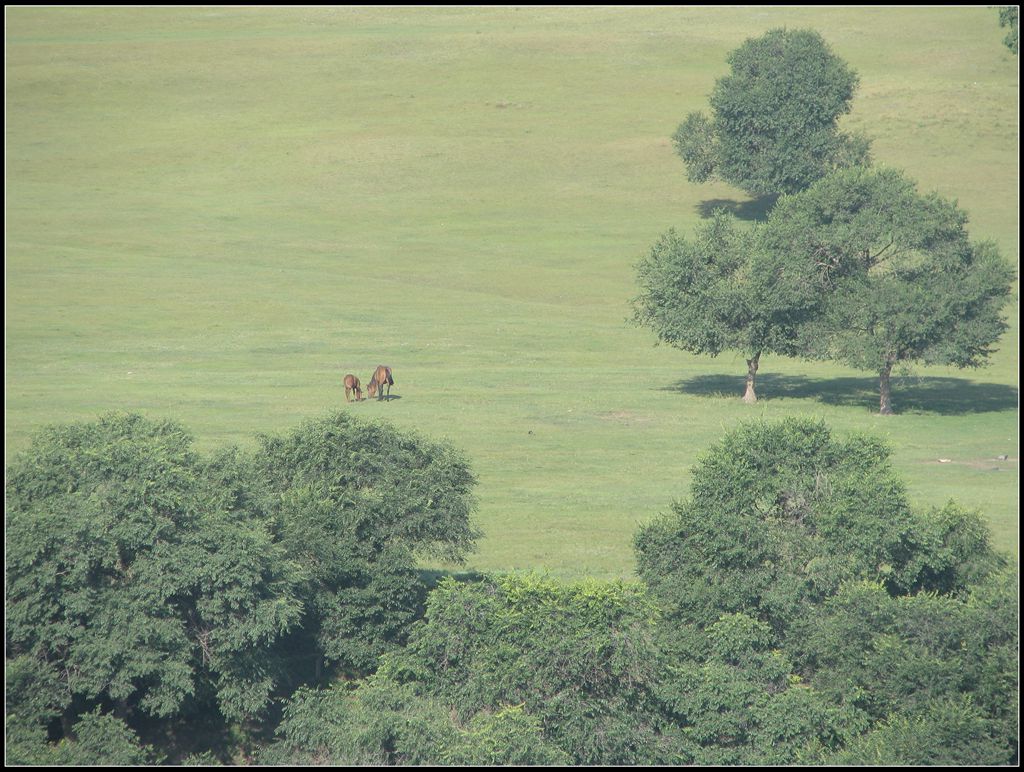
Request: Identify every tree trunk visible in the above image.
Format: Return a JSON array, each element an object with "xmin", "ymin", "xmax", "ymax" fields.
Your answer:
[
  {"xmin": 743, "ymin": 352, "xmax": 761, "ymax": 404},
  {"xmin": 879, "ymin": 360, "xmax": 895, "ymax": 415}
]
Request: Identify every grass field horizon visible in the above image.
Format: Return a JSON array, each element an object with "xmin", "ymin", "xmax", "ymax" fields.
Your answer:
[{"xmin": 7, "ymin": 6, "xmax": 1019, "ymax": 580}]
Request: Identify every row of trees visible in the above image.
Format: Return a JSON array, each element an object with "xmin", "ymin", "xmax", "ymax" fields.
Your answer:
[
  {"xmin": 261, "ymin": 417, "xmax": 1017, "ymax": 766},
  {"xmin": 633, "ymin": 29, "xmax": 1016, "ymax": 413},
  {"xmin": 6, "ymin": 411, "xmax": 1018, "ymax": 765}
]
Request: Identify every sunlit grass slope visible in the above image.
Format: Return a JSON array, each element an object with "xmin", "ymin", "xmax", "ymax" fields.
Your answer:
[{"xmin": 6, "ymin": 7, "xmax": 1018, "ymax": 579}]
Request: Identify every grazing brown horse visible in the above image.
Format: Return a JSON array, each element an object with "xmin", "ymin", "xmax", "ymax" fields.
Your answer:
[
  {"xmin": 343, "ymin": 374, "xmax": 362, "ymax": 402},
  {"xmin": 366, "ymin": 365, "xmax": 394, "ymax": 401}
]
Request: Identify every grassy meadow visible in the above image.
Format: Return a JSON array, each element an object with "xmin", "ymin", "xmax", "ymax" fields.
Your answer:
[{"xmin": 6, "ymin": 6, "xmax": 1018, "ymax": 580}]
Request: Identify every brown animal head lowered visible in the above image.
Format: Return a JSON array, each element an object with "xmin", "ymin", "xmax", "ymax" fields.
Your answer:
[{"xmin": 367, "ymin": 365, "xmax": 394, "ymax": 400}]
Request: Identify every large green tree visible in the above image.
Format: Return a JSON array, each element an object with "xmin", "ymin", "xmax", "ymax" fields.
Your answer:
[
  {"xmin": 635, "ymin": 418, "xmax": 1006, "ymax": 637},
  {"xmin": 673, "ymin": 28, "xmax": 871, "ymax": 197},
  {"xmin": 761, "ymin": 166, "xmax": 1016, "ymax": 414},
  {"xmin": 631, "ymin": 211, "xmax": 822, "ymax": 402},
  {"xmin": 635, "ymin": 417, "xmax": 1016, "ymax": 765},
  {"xmin": 261, "ymin": 677, "xmax": 570, "ymax": 766},
  {"xmin": 804, "ymin": 572, "xmax": 1018, "ymax": 765},
  {"xmin": 261, "ymin": 573, "xmax": 678, "ymax": 766},
  {"xmin": 248, "ymin": 411, "xmax": 480, "ymax": 676},
  {"xmin": 5, "ymin": 413, "xmax": 306, "ymax": 729},
  {"xmin": 6, "ymin": 410, "xmax": 481, "ymax": 762}
]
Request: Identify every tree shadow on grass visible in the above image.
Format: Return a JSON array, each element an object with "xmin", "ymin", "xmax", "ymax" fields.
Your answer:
[
  {"xmin": 663, "ymin": 373, "xmax": 1019, "ymax": 416},
  {"xmin": 697, "ymin": 194, "xmax": 779, "ymax": 222}
]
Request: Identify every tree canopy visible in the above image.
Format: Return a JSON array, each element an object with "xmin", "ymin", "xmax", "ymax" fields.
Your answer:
[
  {"xmin": 631, "ymin": 211, "xmax": 823, "ymax": 402},
  {"xmin": 635, "ymin": 417, "xmax": 1006, "ymax": 636},
  {"xmin": 262, "ymin": 573, "xmax": 682, "ymax": 766},
  {"xmin": 633, "ymin": 418, "xmax": 1016, "ymax": 765},
  {"xmin": 249, "ymin": 411, "xmax": 480, "ymax": 674},
  {"xmin": 5, "ymin": 410, "xmax": 480, "ymax": 762},
  {"xmin": 761, "ymin": 166, "xmax": 1016, "ymax": 413},
  {"xmin": 673, "ymin": 28, "xmax": 871, "ymax": 197},
  {"xmin": 262, "ymin": 418, "xmax": 1016, "ymax": 767},
  {"xmin": 5, "ymin": 413, "xmax": 306, "ymax": 725},
  {"xmin": 7, "ymin": 413, "xmax": 1015, "ymax": 766}
]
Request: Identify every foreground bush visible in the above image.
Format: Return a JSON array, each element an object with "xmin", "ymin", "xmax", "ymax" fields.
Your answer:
[
  {"xmin": 635, "ymin": 417, "xmax": 1005, "ymax": 640},
  {"xmin": 264, "ymin": 574, "xmax": 683, "ymax": 765},
  {"xmin": 6, "ymin": 414, "xmax": 306, "ymax": 726},
  {"xmin": 635, "ymin": 417, "xmax": 1016, "ymax": 765},
  {"xmin": 5, "ymin": 411, "xmax": 479, "ymax": 763}
]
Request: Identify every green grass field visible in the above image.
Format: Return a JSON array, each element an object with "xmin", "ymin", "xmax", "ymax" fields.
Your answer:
[{"xmin": 6, "ymin": 7, "xmax": 1018, "ymax": 580}]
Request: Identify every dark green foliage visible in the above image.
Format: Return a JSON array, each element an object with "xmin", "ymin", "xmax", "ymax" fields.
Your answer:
[
  {"xmin": 5, "ymin": 655, "xmax": 69, "ymax": 739},
  {"xmin": 655, "ymin": 613, "xmax": 866, "ymax": 765},
  {"xmin": 262, "ymin": 676, "xmax": 570, "ymax": 766},
  {"xmin": 254, "ymin": 412, "xmax": 478, "ymax": 564},
  {"xmin": 50, "ymin": 709, "xmax": 160, "ymax": 766},
  {"xmin": 826, "ymin": 697, "xmax": 1014, "ymax": 766},
  {"xmin": 442, "ymin": 705, "xmax": 572, "ymax": 766},
  {"xmin": 5, "ymin": 656, "xmax": 71, "ymax": 765},
  {"xmin": 999, "ymin": 6, "xmax": 1018, "ymax": 54},
  {"xmin": 262, "ymin": 573, "xmax": 677, "ymax": 765},
  {"xmin": 674, "ymin": 28, "xmax": 871, "ymax": 196},
  {"xmin": 7, "ymin": 709, "xmax": 159, "ymax": 766},
  {"xmin": 899, "ymin": 502, "xmax": 1008, "ymax": 594},
  {"xmin": 636, "ymin": 417, "xmax": 1017, "ymax": 765},
  {"xmin": 799, "ymin": 573, "xmax": 1018, "ymax": 763},
  {"xmin": 262, "ymin": 678, "xmax": 456, "ymax": 765},
  {"xmin": 6, "ymin": 410, "xmax": 481, "ymax": 763},
  {"xmin": 7, "ymin": 409, "xmax": 1015, "ymax": 766},
  {"xmin": 383, "ymin": 573, "xmax": 682, "ymax": 765},
  {"xmin": 635, "ymin": 418, "xmax": 935, "ymax": 635},
  {"xmin": 250, "ymin": 411, "xmax": 480, "ymax": 674},
  {"xmin": 5, "ymin": 413, "xmax": 306, "ymax": 725},
  {"xmin": 180, "ymin": 750, "xmax": 224, "ymax": 765},
  {"xmin": 761, "ymin": 166, "xmax": 1016, "ymax": 413}
]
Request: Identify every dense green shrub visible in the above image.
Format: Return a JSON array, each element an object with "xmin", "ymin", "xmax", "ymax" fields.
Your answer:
[
  {"xmin": 380, "ymin": 573, "xmax": 682, "ymax": 765},
  {"xmin": 249, "ymin": 411, "xmax": 480, "ymax": 674},
  {"xmin": 655, "ymin": 613, "xmax": 866, "ymax": 765},
  {"xmin": 6, "ymin": 410, "xmax": 480, "ymax": 763},
  {"xmin": 797, "ymin": 572, "xmax": 1018, "ymax": 748},
  {"xmin": 7, "ymin": 412, "xmax": 1015, "ymax": 766},
  {"xmin": 261, "ymin": 677, "xmax": 571, "ymax": 766},
  {"xmin": 635, "ymin": 417, "xmax": 1016, "ymax": 765},
  {"xmin": 6, "ymin": 414, "xmax": 306, "ymax": 725},
  {"xmin": 7, "ymin": 707, "xmax": 158, "ymax": 766},
  {"xmin": 825, "ymin": 696, "xmax": 1014, "ymax": 766},
  {"xmin": 635, "ymin": 418, "xmax": 1005, "ymax": 641}
]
